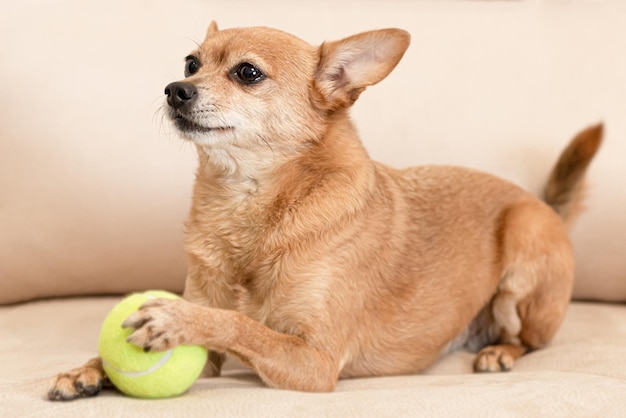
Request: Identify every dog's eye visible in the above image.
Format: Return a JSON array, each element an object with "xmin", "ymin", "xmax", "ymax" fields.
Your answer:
[
  {"xmin": 234, "ymin": 63, "xmax": 265, "ymax": 85},
  {"xmin": 184, "ymin": 56, "xmax": 201, "ymax": 77}
]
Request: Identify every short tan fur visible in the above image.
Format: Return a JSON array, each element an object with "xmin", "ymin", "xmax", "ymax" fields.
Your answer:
[{"xmin": 48, "ymin": 22, "xmax": 602, "ymax": 400}]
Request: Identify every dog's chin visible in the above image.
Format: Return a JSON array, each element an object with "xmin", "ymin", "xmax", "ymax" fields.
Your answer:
[{"xmin": 171, "ymin": 114, "xmax": 234, "ymax": 142}]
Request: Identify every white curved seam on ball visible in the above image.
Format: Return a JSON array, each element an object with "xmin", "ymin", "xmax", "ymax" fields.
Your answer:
[{"xmin": 103, "ymin": 350, "xmax": 174, "ymax": 378}]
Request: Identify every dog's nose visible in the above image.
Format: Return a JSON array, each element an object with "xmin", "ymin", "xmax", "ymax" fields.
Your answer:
[{"xmin": 164, "ymin": 82, "xmax": 197, "ymax": 109}]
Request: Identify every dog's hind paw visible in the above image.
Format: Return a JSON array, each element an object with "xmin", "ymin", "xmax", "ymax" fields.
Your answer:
[
  {"xmin": 473, "ymin": 347, "xmax": 514, "ymax": 372},
  {"xmin": 473, "ymin": 343, "xmax": 528, "ymax": 373}
]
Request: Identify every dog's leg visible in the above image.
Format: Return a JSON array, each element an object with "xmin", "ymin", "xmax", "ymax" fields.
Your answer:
[
  {"xmin": 182, "ymin": 275, "xmax": 229, "ymax": 378},
  {"xmin": 47, "ymin": 357, "xmax": 107, "ymax": 400},
  {"xmin": 474, "ymin": 201, "xmax": 574, "ymax": 373},
  {"xmin": 203, "ymin": 350, "xmax": 226, "ymax": 377},
  {"xmin": 123, "ymin": 298, "xmax": 339, "ymax": 392}
]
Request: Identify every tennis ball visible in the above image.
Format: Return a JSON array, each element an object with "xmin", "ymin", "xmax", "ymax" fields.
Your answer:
[{"xmin": 98, "ymin": 290, "xmax": 208, "ymax": 399}]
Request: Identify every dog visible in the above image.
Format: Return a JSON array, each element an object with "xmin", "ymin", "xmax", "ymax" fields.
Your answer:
[{"xmin": 48, "ymin": 21, "xmax": 602, "ymax": 400}]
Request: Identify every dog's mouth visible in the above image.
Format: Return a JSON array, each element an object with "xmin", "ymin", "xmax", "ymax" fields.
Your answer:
[{"xmin": 172, "ymin": 113, "xmax": 233, "ymax": 134}]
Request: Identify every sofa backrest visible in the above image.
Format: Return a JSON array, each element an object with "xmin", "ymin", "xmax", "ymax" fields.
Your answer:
[{"xmin": 1, "ymin": 0, "xmax": 625, "ymax": 304}]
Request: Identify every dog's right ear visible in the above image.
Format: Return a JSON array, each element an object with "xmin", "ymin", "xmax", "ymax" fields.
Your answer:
[
  {"xmin": 314, "ymin": 28, "xmax": 410, "ymax": 111},
  {"xmin": 204, "ymin": 20, "xmax": 219, "ymax": 41}
]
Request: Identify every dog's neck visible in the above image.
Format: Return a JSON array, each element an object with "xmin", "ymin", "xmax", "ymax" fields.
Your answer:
[
  {"xmin": 189, "ymin": 114, "xmax": 376, "ymax": 248},
  {"xmin": 194, "ymin": 143, "xmax": 266, "ymax": 196},
  {"xmin": 192, "ymin": 114, "xmax": 373, "ymax": 201}
]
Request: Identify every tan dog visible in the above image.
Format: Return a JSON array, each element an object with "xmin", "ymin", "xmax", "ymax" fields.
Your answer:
[{"xmin": 48, "ymin": 22, "xmax": 602, "ymax": 400}]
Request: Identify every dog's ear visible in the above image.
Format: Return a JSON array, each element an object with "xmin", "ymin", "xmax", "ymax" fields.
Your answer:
[
  {"xmin": 314, "ymin": 29, "xmax": 410, "ymax": 110},
  {"xmin": 204, "ymin": 20, "xmax": 219, "ymax": 41}
]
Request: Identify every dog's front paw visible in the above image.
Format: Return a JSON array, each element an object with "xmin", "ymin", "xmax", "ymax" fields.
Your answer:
[
  {"xmin": 47, "ymin": 358, "xmax": 106, "ymax": 401},
  {"xmin": 122, "ymin": 298, "xmax": 191, "ymax": 352}
]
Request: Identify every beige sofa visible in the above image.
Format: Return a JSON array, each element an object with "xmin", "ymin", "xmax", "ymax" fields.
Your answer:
[{"xmin": 2, "ymin": 0, "xmax": 625, "ymax": 416}]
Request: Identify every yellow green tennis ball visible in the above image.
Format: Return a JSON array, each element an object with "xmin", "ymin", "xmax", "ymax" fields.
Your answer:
[{"xmin": 98, "ymin": 290, "xmax": 208, "ymax": 399}]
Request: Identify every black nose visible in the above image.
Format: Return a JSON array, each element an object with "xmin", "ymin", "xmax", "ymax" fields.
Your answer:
[{"xmin": 164, "ymin": 82, "xmax": 197, "ymax": 109}]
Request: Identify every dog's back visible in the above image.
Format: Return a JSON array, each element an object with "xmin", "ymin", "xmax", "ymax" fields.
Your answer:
[{"xmin": 334, "ymin": 122, "xmax": 601, "ymax": 376}]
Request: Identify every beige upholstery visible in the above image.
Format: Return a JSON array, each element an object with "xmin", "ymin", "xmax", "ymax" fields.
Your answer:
[
  {"xmin": 1, "ymin": 0, "xmax": 625, "ymax": 416},
  {"xmin": 1, "ymin": 297, "xmax": 625, "ymax": 416}
]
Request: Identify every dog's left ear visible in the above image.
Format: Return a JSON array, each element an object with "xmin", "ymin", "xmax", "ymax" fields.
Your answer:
[{"xmin": 315, "ymin": 29, "xmax": 410, "ymax": 110}]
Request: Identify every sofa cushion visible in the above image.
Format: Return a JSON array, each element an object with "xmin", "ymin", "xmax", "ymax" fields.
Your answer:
[{"xmin": 1, "ymin": 297, "xmax": 624, "ymax": 416}]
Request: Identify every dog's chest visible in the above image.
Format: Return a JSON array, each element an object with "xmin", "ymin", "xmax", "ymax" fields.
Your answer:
[
  {"xmin": 187, "ymin": 187, "xmax": 280, "ymax": 283},
  {"xmin": 188, "ymin": 220, "xmax": 319, "ymax": 338},
  {"xmin": 187, "ymin": 176, "xmax": 326, "ymax": 336},
  {"xmin": 190, "ymin": 183, "xmax": 266, "ymax": 251}
]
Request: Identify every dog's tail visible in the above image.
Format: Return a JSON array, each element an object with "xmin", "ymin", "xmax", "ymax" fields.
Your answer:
[{"xmin": 542, "ymin": 123, "xmax": 603, "ymax": 226}]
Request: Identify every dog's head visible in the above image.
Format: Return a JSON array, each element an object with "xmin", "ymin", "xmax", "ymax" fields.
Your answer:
[{"xmin": 164, "ymin": 21, "xmax": 409, "ymax": 167}]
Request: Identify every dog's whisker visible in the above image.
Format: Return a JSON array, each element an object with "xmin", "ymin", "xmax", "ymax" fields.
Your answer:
[
  {"xmin": 254, "ymin": 134, "xmax": 275, "ymax": 161},
  {"xmin": 186, "ymin": 37, "xmax": 202, "ymax": 49}
]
